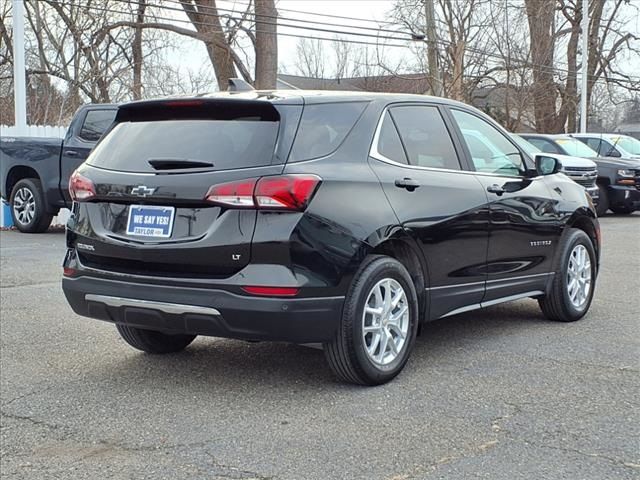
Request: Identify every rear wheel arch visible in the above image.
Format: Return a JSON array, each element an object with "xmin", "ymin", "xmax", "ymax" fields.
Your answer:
[
  {"xmin": 369, "ymin": 237, "xmax": 429, "ymax": 328},
  {"xmin": 6, "ymin": 165, "xmax": 40, "ymax": 198},
  {"xmin": 565, "ymin": 212, "xmax": 599, "ymax": 268}
]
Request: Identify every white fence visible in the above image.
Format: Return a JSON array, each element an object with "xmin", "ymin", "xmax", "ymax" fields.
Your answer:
[{"xmin": 0, "ymin": 124, "xmax": 67, "ymax": 138}]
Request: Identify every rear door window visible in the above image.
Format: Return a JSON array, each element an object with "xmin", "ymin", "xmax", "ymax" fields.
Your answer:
[
  {"xmin": 376, "ymin": 111, "xmax": 408, "ymax": 164},
  {"xmin": 288, "ymin": 102, "xmax": 367, "ymax": 161},
  {"xmin": 79, "ymin": 109, "xmax": 116, "ymax": 142},
  {"xmin": 389, "ymin": 105, "xmax": 461, "ymax": 170}
]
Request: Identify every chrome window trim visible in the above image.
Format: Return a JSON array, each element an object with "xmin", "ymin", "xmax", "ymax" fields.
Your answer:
[{"xmin": 369, "ymin": 104, "xmax": 535, "ymax": 180}]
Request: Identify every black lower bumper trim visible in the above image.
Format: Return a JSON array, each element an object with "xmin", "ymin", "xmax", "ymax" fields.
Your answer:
[{"xmin": 63, "ymin": 276, "xmax": 344, "ymax": 343}]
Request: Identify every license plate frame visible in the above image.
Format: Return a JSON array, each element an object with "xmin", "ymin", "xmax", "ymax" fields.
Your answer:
[{"xmin": 126, "ymin": 205, "xmax": 175, "ymax": 238}]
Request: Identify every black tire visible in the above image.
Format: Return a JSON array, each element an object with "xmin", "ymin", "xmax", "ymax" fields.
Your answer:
[
  {"xmin": 9, "ymin": 178, "xmax": 53, "ymax": 233},
  {"xmin": 324, "ymin": 255, "xmax": 419, "ymax": 385},
  {"xmin": 595, "ymin": 184, "xmax": 609, "ymax": 216},
  {"xmin": 610, "ymin": 205, "xmax": 633, "ymax": 215},
  {"xmin": 538, "ymin": 228, "xmax": 596, "ymax": 322},
  {"xmin": 116, "ymin": 324, "xmax": 196, "ymax": 354}
]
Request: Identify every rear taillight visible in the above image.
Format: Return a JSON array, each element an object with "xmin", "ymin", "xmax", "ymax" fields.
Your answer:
[
  {"xmin": 205, "ymin": 178, "xmax": 257, "ymax": 207},
  {"xmin": 205, "ymin": 174, "xmax": 321, "ymax": 211},
  {"xmin": 63, "ymin": 267, "xmax": 77, "ymax": 277},
  {"xmin": 69, "ymin": 171, "xmax": 96, "ymax": 201}
]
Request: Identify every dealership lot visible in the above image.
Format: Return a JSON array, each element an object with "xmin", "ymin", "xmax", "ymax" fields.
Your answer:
[{"xmin": 0, "ymin": 214, "xmax": 638, "ymax": 480}]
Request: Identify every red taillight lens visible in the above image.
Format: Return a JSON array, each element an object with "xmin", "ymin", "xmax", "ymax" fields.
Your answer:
[
  {"xmin": 205, "ymin": 175, "xmax": 321, "ymax": 211},
  {"xmin": 242, "ymin": 286, "xmax": 299, "ymax": 297},
  {"xmin": 205, "ymin": 178, "xmax": 257, "ymax": 207},
  {"xmin": 69, "ymin": 171, "xmax": 96, "ymax": 201},
  {"xmin": 255, "ymin": 175, "xmax": 321, "ymax": 210},
  {"xmin": 63, "ymin": 267, "xmax": 76, "ymax": 277}
]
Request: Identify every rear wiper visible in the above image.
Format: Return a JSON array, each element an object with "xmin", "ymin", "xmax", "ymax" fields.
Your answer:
[{"xmin": 148, "ymin": 158, "xmax": 214, "ymax": 170}]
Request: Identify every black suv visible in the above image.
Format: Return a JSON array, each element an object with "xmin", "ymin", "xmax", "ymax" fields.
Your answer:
[{"xmin": 63, "ymin": 91, "xmax": 600, "ymax": 385}]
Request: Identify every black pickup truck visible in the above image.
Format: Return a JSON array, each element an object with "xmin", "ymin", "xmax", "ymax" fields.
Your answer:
[{"xmin": 1, "ymin": 104, "xmax": 117, "ymax": 232}]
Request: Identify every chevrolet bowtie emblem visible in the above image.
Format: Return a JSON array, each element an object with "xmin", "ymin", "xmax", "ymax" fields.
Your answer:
[{"xmin": 131, "ymin": 185, "xmax": 156, "ymax": 197}]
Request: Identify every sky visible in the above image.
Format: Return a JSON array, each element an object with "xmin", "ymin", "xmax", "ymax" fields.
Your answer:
[{"xmin": 175, "ymin": 0, "xmax": 414, "ymax": 85}]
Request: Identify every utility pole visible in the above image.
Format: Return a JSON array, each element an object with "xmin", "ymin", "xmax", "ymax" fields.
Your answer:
[
  {"xmin": 12, "ymin": 0, "xmax": 27, "ymax": 133},
  {"xmin": 424, "ymin": 0, "xmax": 443, "ymax": 97},
  {"xmin": 579, "ymin": 0, "xmax": 589, "ymax": 133}
]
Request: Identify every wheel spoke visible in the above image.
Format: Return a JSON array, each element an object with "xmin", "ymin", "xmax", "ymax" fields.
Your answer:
[
  {"xmin": 389, "ymin": 305, "xmax": 408, "ymax": 325},
  {"xmin": 365, "ymin": 306, "xmax": 383, "ymax": 317},
  {"xmin": 388, "ymin": 322, "xmax": 405, "ymax": 340},
  {"xmin": 368, "ymin": 332, "xmax": 381, "ymax": 355},
  {"xmin": 387, "ymin": 332, "xmax": 399, "ymax": 356},
  {"xmin": 376, "ymin": 331, "xmax": 389, "ymax": 363}
]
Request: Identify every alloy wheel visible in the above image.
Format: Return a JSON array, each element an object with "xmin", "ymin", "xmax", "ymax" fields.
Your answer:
[
  {"xmin": 13, "ymin": 187, "xmax": 36, "ymax": 225},
  {"xmin": 362, "ymin": 278, "xmax": 410, "ymax": 366},
  {"xmin": 567, "ymin": 244, "xmax": 592, "ymax": 309}
]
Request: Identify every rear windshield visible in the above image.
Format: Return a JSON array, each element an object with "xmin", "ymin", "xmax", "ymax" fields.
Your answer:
[{"xmin": 88, "ymin": 119, "xmax": 279, "ymax": 172}]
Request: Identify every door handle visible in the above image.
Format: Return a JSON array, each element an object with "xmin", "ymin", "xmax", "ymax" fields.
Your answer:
[
  {"xmin": 394, "ymin": 178, "xmax": 420, "ymax": 191},
  {"xmin": 65, "ymin": 150, "xmax": 78, "ymax": 156},
  {"xmin": 486, "ymin": 184, "xmax": 505, "ymax": 196}
]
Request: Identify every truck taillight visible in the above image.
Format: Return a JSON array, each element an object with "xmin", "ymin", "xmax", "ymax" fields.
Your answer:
[
  {"xmin": 69, "ymin": 171, "xmax": 96, "ymax": 201},
  {"xmin": 205, "ymin": 175, "xmax": 321, "ymax": 211}
]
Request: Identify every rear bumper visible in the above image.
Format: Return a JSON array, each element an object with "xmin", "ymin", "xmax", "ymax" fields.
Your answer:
[
  {"xmin": 63, "ymin": 276, "xmax": 344, "ymax": 343},
  {"xmin": 608, "ymin": 185, "xmax": 640, "ymax": 211}
]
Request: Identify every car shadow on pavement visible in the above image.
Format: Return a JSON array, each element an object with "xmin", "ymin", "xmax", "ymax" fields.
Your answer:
[{"xmin": 82, "ymin": 299, "xmax": 551, "ymax": 391}]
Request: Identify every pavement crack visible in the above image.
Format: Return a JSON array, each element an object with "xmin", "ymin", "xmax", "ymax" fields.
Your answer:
[
  {"xmin": 2, "ymin": 385, "xmax": 56, "ymax": 408},
  {"xmin": 1, "ymin": 410, "xmax": 64, "ymax": 432},
  {"xmin": 204, "ymin": 451, "xmax": 276, "ymax": 480}
]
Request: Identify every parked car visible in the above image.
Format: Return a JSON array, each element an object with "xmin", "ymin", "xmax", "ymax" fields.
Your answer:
[
  {"xmin": 0, "ymin": 104, "xmax": 117, "ymax": 232},
  {"xmin": 62, "ymin": 91, "xmax": 600, "ymax": 385},
  {"xmin": 519, "ymin": 133, "xmax": 640, "ymax": 215},
  {"xmin": 570, "ymin": 133, "xmax": 640, "ymax": 160},
  {"xmin": 512, "ymin": 134, "xmax": 599, "ymax": 204}
]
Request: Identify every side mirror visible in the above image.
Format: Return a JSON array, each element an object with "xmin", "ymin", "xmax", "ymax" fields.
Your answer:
[
  {"xmin": 535, "ymin": 155, "xmax": 561, "ymax": 176},
  {"xmin": 606, "ymin": 148, "xmax": 622, "ymax": 158}
]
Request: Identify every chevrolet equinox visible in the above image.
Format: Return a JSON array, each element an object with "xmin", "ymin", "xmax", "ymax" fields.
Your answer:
[{"xmin": 62, "ymin": 90, "xmax": 600, "ymax": 385}]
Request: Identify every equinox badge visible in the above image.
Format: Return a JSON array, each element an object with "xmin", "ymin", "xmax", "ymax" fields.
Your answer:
[{"xmin": 131, "ymin": 185, "xmax": 156, "ymax": 197}]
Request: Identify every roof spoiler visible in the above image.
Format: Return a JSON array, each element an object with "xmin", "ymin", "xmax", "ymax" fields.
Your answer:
[{"xmin": 228, "ymin": 78, "xmax": 255, "ymax": 92}]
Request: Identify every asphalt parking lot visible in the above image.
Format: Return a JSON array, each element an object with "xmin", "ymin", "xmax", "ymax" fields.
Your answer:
[{"xmin": 1, "ymin": 214, "xmax": 638, "ymax": 480}]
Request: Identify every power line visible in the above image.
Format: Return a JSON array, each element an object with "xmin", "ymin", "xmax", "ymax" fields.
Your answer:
[
  {"xmin": 45, "ymin": 0, "xmax": 640, "ymax": 86},
  {"xmin": 153, "ymin": 0, "xmax": 406, "ymax": 36},
  {"xmin": 49, "ymin": 1, "xmax": 413, "ymax": 48},
  {"xmin": 105, "ymin": 0, "xmax": 416, "ymax": 43}
]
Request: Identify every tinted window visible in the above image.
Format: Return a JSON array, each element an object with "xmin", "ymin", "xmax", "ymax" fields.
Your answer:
[
  {"xmin": 553, "ymin": 137, "xmax": 598, "ymax": 157},
  {"xmin": 390, "ymin": 106, "xmax": 460, "ymax": 169},
  {"xmin": 452, "ymin": 109, "xmax": 523, "ymax": 176},
  {"xmin": 585, "ymin": 138, "xmax": 604, "ymax": 155},
  {"xmin": 79, "ymin": 109, "xmax": 116, "ymax": 142},
  {"xmin": 377, "ymin": 112, "xmax": 407, "ymax": 164},
  {"xmin": 88, "ymin": 119, "xmax": 279, "ymax": 172},
  {"xmin": 289, "ymin": 102, "xmax": 367, "ymax": 161},
  {"xmin": 527, "ymin": 138, "xmax": 560, "ymax": 154}
]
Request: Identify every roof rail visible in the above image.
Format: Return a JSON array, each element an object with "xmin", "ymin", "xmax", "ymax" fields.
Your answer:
[{"xmin": 228, "ymin": 78, "xmax": 255, "ymax": 92}]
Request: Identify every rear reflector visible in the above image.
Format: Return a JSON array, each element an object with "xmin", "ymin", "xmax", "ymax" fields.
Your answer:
[
  {"xmin": 242, "ymin": 286, "xmax": 299, "ymax": 297},
  {"xmin": 63, "ymin": 267, "xmax": 77, "ymax": 277},
  {"xmin": 205, "ymin": 174, "xmax": 321, "ymax": 211},
  {"xmin": 69, "ymin": 171, "xmax": 96, "ymax": 201}
]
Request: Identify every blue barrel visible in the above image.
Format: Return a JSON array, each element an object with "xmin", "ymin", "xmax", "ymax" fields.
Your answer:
[{"xmin": 1, "ymin": 200, "xmax": 13, "ymax": 228}]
